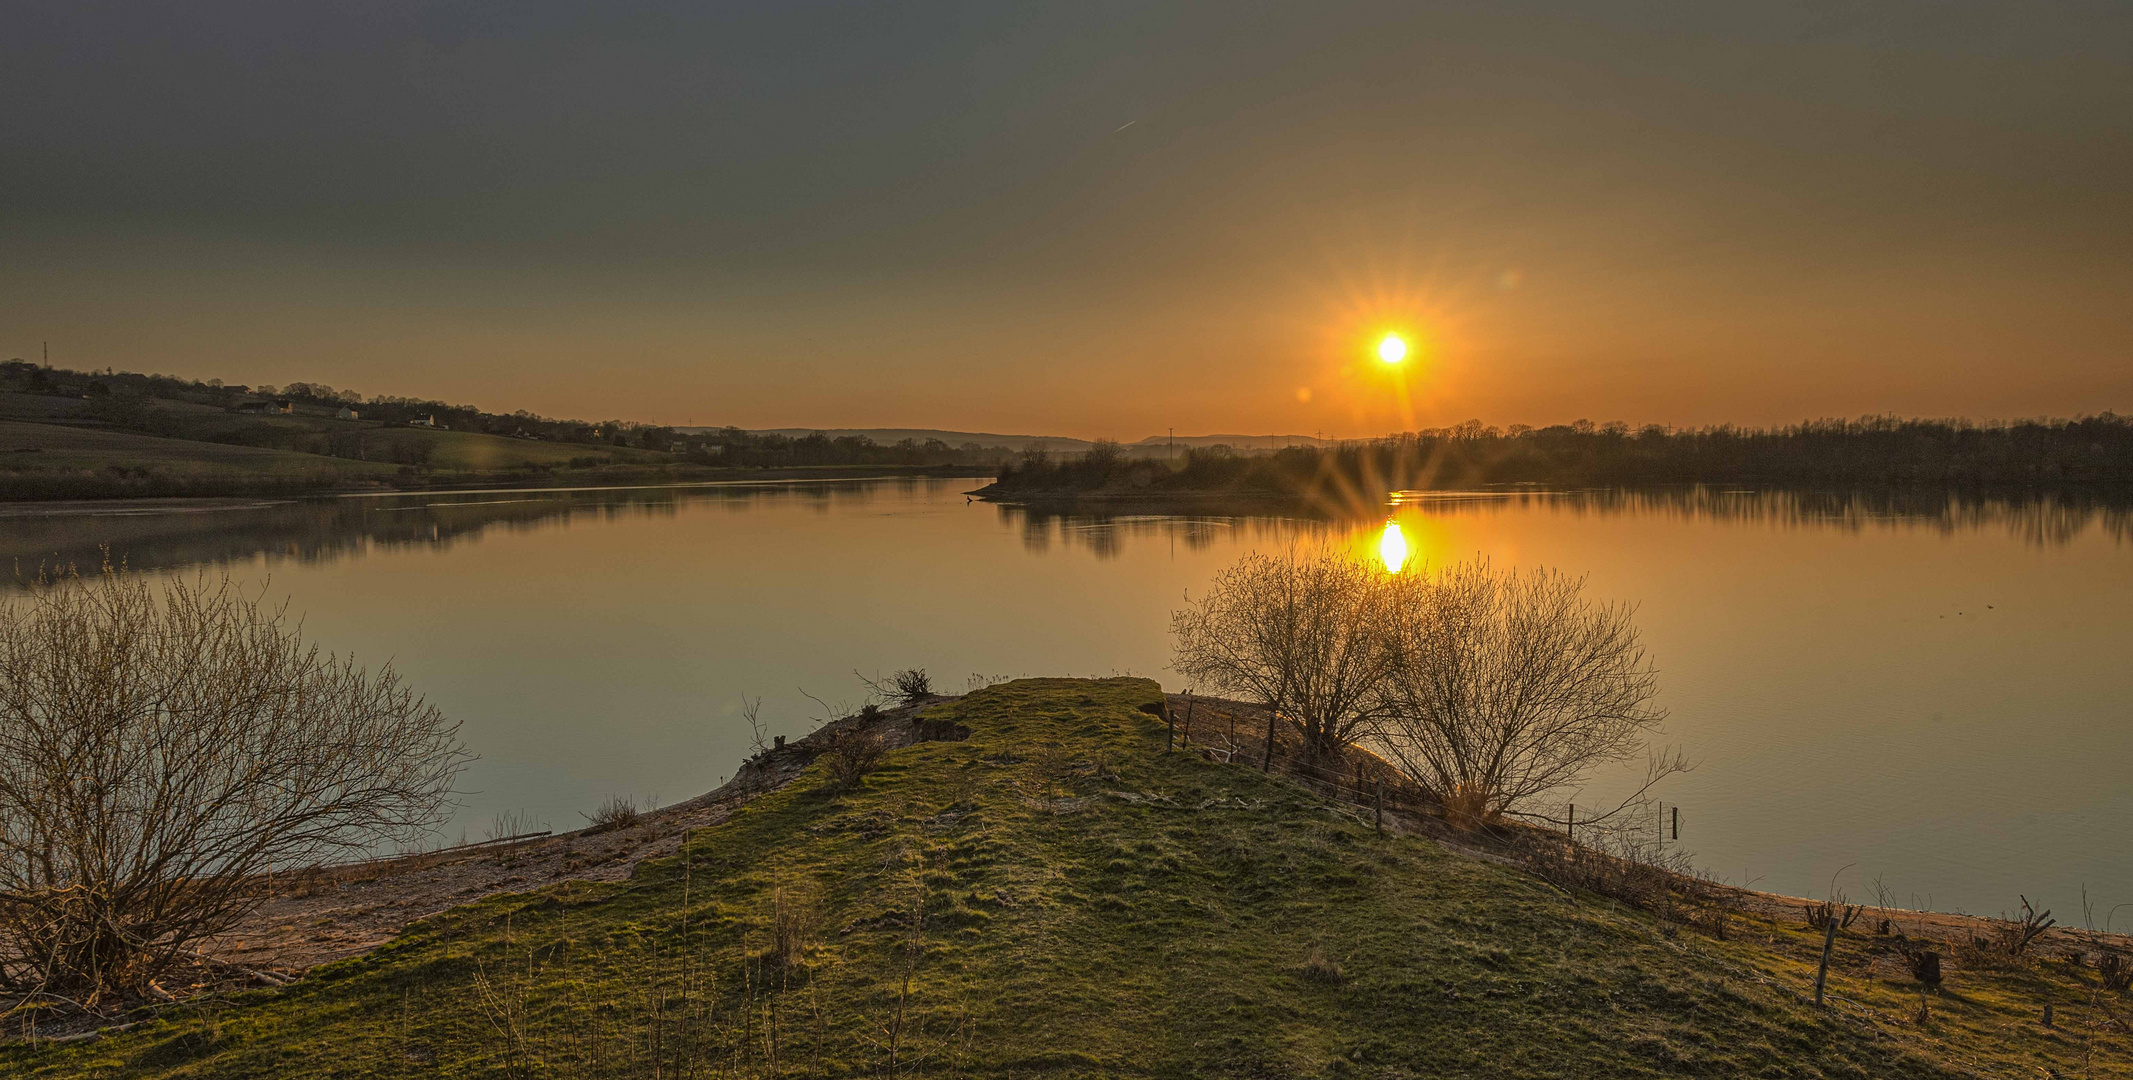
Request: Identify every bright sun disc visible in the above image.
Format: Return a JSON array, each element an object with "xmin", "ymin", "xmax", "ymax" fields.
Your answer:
[{"xmin": 1377, "ymin": 333, "xmax": 1407, "ymax": 364}]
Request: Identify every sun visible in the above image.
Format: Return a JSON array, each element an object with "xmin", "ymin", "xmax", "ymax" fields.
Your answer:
[{"xmin": 1377, "ymin": 332, "xmax": 1407, "ymax": 364}]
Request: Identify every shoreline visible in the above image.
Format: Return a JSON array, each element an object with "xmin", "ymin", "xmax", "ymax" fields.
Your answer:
[
  {"xmin": 202, "ymin": 688, "xmax": 2130, "ymax": 985},
  {"xmin": 10, "ymin": 679, "xmax": 2127, "ymax": 1067},
  {"xmin": 0, "ymin": 465, "xmax": 989, "ymax": 509}
]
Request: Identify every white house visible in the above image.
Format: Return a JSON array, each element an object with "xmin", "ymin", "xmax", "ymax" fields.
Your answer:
[
  {"xmin": 409, "ymin": 415, "xmax": 436, "ymax": 428},
  {"xmin": 335, "ymin": 406, "xmax": 360, "ymax": 420}
]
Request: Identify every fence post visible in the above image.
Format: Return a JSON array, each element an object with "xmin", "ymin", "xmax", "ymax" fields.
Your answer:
[
  {"xmin": 1261, "ymin": 710, "xmax": 1275, "ymax": 772},
  {"xmin": 1813, "ymin": 917, "xmax": 1839, "ymax": 1006},
  {"xmin": 1566, "ymin": 804, "xmax": 1575, "ymax": 845},
  {"xmin": 1671, "ymin": 804, "xmax": 1679, "ymax": 841},
  {"xmin": 1374, "ymin": 781, "xmax": 1384, "ymax": 836}
]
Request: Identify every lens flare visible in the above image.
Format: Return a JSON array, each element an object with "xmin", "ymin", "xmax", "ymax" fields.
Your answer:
[
  {"xmin": 1378, "ymin": 520, "xmax": 1410, "ymax": 572},
  {"xmin": 1377, "ymin": 333, "xmax": 1407, "ymax": 364}
]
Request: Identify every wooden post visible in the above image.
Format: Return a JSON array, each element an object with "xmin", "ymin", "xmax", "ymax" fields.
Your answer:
[
  {"xmin": 1373, "ymin": 781, "xmax": 1384, "ymax": 836},
  {"xmin": 1671, "ymin": 804, "xmax": 1679, "ymax": 841},
  {"xmin": 1813, "ymin": 917, "xmax": 1840, "ymax": 1006},
  {"xmin": 1262, "ymin": 710, "xmax": 1275, "ymax": 772},
  {"xmin": 1566, "ymin": 804, "xmax": 1575, "ymax": 845}
]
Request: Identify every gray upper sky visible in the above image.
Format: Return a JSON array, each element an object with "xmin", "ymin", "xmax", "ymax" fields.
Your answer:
[{"xmin": 4, "ymin": 1, "xmax": 2127, "ymax": 435}]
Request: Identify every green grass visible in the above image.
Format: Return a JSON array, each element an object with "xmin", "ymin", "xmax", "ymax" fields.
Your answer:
[
  {"xmin": 0, "ymin": 420, "xmax": 398, "ymax": 484},
  {"xmin": 4, "ymin": 679, "xmax": 2117, "ymax": 1077},
  {"xmin": 350, "ymin": 428, "xmax": 671, "ymax": 471},
  {"xmin": 0, "ymin": 406, "xmax": 674, "ymax": 498}
]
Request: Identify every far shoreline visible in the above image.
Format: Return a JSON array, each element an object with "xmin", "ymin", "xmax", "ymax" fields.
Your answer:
[{"xmin": 0, "ymin": 464, "xmax": 992, "ymax": 508}]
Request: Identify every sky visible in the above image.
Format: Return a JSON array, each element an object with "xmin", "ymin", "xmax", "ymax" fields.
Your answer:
[{"xmin": 3, "ymin": 1, "xmax": 2128, "ymax": 439}]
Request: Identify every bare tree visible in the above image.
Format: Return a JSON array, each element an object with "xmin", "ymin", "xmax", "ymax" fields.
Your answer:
[
  {"xmin": 0, "ymin": 564, "xmax": 467, "ymax": 1008},
  {"xmin": 1170, "ymin": 548, "xmax": 1391, "ymax": 759},
  {"xmin": 1369, "ymin": 558, "xmax": 1667, "ymax": 824}
]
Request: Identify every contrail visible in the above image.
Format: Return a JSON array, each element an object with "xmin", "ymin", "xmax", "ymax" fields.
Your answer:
[{"xmin": 1112, "ymin": 120, "xmax": 1136, "ymax": 133}]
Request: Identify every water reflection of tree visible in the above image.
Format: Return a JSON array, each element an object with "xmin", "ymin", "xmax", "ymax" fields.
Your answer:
[
  {"xmin": 997, "ymin": 486, "xmax": 2133, "ymax": 559},
  {"xmin": 0, "ymin": 479, "xmax": 953, "ymax": 582}
]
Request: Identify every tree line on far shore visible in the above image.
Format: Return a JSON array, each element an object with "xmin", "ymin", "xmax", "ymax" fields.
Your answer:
[
  {"xmin": 0, "ymin": 361, "xmax": 1020, "ymax": 470},
  {"xmin": 991, "ymin": 413, "xmax": 2133, "ymax": 496}
]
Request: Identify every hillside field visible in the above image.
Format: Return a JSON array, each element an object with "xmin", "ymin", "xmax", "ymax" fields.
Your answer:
[{"xmin": 9, "ymin": 678, "xmax": 2122, "ymax": 1078}]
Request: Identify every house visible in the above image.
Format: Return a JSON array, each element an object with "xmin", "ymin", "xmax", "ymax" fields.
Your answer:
[
  {"xmin": 335, "ymin": 406, "xmax": 360, "ymax": 420},
  {"xmin": 408, "ymin": 415, "xmax": 436, "ymax": 428},
  {"xmin": 233, "ymin": 399, "xmax": 294, "ymax": 415}
]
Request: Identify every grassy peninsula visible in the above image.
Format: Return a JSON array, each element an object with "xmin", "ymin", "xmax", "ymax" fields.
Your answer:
[{"xmin": 8, "ymin": 678, "xmax": 2124, "ymax": 1078}]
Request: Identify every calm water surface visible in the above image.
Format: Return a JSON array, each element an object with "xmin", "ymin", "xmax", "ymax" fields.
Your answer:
[{"xmin": 6, "ymin": 478, "xmax": 2129, "ymax": 919}]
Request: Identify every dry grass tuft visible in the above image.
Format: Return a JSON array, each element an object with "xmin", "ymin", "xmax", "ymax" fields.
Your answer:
[
  {"xmin": 1299, "ymin": 945, "xmax": 1346, "ymax": 986},
  {"xmin": 580, "ymin": 795, "xmax": 641, "ymax": 833},
  {"xmin": 766, "ymin": 885, "xmax": 823, "ymax": 971},
  {"xmin": 819, "ymin": 727, "xmax": 885, "ymax": 790}
]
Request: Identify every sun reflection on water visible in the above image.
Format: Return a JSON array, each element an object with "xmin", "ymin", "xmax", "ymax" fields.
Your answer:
[{"xmin": 1378, "ymin": 519, "xmax": 1410, "ymax": 572}]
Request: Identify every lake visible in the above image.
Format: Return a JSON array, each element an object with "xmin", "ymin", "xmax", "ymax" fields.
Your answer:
[{"xmin": 6, "ymin": 477, "xmax": 2129, "ymax": 921}]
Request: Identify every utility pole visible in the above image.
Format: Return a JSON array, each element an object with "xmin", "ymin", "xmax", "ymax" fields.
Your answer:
[{"xmin": 1168, "ymin": 427, "xmax": 1174, "ymax": 463}]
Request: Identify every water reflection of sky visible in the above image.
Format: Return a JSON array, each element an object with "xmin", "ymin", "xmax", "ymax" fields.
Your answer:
[{"xmin": 4, "ymin": 478, "xmax": 2130, "ymax": 918}]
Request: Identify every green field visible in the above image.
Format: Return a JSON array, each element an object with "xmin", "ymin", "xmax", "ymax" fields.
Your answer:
[
  {"xmin": 0, "ymin": 420, "xmax": 399, "ymax": 496},
  {"xmin": 0, "ymin": 388, "xmax": 677, "ymax": 497},
  {"xmin": 343, "ymin": 427, "xmax": 672, "ymax": 471},
  {"xmin": 13, "ymin": 677, "xmax": 2114, "ymax": 1078}
]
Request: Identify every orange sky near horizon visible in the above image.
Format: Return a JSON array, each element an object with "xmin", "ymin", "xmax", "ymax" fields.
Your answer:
[{"xmin": 3, "ymin": 2, "xmax": 2128, "ymax": 439}]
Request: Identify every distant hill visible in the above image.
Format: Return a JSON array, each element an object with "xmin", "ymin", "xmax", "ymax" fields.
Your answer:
[
  {"xmin": 688, "ymin": 427, "xmax": 1093, "ymax": 451},
  {"xmin": 1129, "ymin": 433, "xmax": 1327, "ymax": 450},
  {"xmin": 695, "ymin": 428, "xmax": 1329, "ymax": 453}
]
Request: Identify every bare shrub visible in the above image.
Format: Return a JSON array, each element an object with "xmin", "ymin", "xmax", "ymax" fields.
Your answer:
[
  {"xmin": 859, "ymin": 668, "xmax": 934, "ymax": 707},
  {"xmin": 1170, "ymin": 548, "xmax": 1391, "ymax": 760},
  {"xmin": 485, "ymin": 811, "xmax": 542, "ymax": 843},
  {"xmin": 0, "ymin": 564, "xmax": 466, "ymax": 1007},
  {"xmin": 1507, "ymin": 805, "xmax": 1692, "ymax": 918},
  {"xmin": 1999, "ymin": 896, "xmax": 2055, "ymax": 956},
  {"xmin": 1805, "ymin": 898, "xmax": 1864, "ymax": 932},
  {"xmin": 581, "ymin": 796, "xmax": 641, "ymax": 832},
  {"xmin": 742, "ymin": 695, "xmax": 770, "ymax": 755},
  {"xmin": 891, "ymin": 669, "xmax": 933, "ymax": 705},
  {"xmin": 1369, "ymin": 559, "xmax": 1667, "ymax": 824},
  {"xmin": 818, "ymin": 727, "xmax": 884, "ymax": 790}
]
